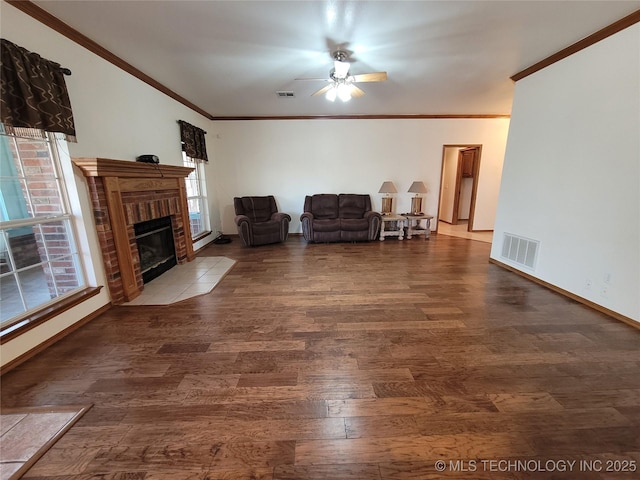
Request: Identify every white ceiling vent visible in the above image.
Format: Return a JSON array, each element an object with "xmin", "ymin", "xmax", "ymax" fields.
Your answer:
[
  {"xmin": 276, "ymin": 91, "xmax": 295, "ymax": 98},
  {"xmin": 501, "ymin": 233, "xmax": 539, "ymax": 270}
]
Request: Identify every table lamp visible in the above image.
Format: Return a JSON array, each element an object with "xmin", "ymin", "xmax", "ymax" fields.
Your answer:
[
  {"xmin": 378, "ymin": 181, "xmax": 397, "ymax": 215},
  {"xmin": 408, "ymin": 181, "xmax": 428, "ymax": 215}
]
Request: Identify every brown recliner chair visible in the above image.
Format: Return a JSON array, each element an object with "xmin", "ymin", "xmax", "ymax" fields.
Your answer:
[{"xmin": 234, "ymin": 196, "xmax": 291, "ymax": 247}]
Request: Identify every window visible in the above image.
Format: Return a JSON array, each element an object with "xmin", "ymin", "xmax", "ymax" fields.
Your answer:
[
  {"xmin": 182, "ymin": 153, "xmax": 209, "ymax": 239},
  {"xmin": 0, "ymin": 126, "xmax": 86, "ymax": 329}
]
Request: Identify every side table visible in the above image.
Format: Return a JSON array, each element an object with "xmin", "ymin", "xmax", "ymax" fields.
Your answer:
[
  {"xmin": 403, "ymin": 214, "xmax": 434, "ymax": 240},
  {"xmin": 379, "ymin": 214, "xmax": 405, "ymax": 241}
]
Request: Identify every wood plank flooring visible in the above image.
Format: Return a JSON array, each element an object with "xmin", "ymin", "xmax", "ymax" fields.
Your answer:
[{"xmin": 1, "ymin": 235, "xmax": 639, "ymax": 479}]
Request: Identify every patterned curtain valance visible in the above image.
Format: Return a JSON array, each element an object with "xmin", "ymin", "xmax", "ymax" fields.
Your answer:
[
  {"xmin": 0, "ymin": 39, "xmax": 76, "ymax": 142},
  {"xmin": 178, "ymin": 120, "xmax": 208, "ymax": 162}
]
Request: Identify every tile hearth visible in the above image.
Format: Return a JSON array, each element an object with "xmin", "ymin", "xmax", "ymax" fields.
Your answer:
[{"xmin": 123, "ymin": 256, "xmax": 235, "ymax": 306}]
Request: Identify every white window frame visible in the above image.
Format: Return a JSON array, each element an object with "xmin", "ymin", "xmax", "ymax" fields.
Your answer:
[
  {"xmin": 182, "ymin": 153, "xmax": 210, "ymax": 239},
  {"xmin": 0, "ymin": 128, "xmax": 87, "ymax": 331}
]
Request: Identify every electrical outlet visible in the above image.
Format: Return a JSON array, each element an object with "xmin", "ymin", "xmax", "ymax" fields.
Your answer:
[{"xmin": 600, "ymin": 286, "xmax": 609, "ymax": 298}]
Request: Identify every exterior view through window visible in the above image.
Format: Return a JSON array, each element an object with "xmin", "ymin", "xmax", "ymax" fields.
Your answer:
[
  {"xmin": 182, "ymin": 153, "xmax": 209, "ymax": 238},
  {"xmin": 0, "ymin": 126, "xmax": 85, "ymax": 329}
]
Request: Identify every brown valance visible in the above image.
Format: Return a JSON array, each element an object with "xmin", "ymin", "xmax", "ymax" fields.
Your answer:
[
  {"xmin": 1, "ymin": 39, "xmax": 76, "ymax": 142},
  {"xmin": 178, "ymin": 120, "xmax": 208, "ymax": 162}
]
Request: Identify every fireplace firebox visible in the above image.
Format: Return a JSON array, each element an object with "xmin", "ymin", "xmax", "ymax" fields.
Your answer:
[{"xmin": 134, "ymin": 216, "xmax": 177, "ymax": 284}]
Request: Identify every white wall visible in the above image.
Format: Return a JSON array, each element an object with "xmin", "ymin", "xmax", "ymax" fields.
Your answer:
[
  {"xmin": 0, "ymin": 4, "xmax": 217, "ymax": 367},
  {"xmin": 491, "ymin": 24, "xmax": 640, "ymax": 322},
  {"xmin": 210, "ymin": 119, "xmax": 509, "ymax": 234}
]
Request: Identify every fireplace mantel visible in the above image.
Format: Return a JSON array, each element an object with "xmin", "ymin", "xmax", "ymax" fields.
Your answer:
[
  {"xmin": 73, "ymin": 157, "xmax": 193, "ymax": 179},
  {"xmin": 73, "ymin": 157, "xmax": 195, "ymax": 304}
]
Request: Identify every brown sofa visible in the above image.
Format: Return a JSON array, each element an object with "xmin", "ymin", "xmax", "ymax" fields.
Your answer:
[{"xmin": 300, "ymin": 194, "xmax": 381, "ymax": 242}]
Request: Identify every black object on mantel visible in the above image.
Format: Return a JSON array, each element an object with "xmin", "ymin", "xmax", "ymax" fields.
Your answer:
[{"xmin": 136, "ymin": 154, "xmax": 159, "ymax": 164}]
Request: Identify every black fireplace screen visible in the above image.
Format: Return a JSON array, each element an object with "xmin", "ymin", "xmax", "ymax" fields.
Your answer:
[{"xmin": 134, "ymin": 216, "xmax": 177, "ymax": 284}]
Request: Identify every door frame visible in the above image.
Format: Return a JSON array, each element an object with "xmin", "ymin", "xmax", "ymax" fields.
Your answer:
[{"xmin": 436, "ymin": 144, "xmax": 483, "ymax": 232}]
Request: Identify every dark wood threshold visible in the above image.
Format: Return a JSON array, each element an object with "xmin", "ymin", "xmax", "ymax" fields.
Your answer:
[
  {"xmin": 0, "ymin": 404, "xmax": 93, "ymax": 478},
  {"xmin": 0, "ymin": 286, "xmax": 103, "ymax": 344},
  {"xmin": 489, "ymin": 258, "xmax": 639, "ymax": 330}
]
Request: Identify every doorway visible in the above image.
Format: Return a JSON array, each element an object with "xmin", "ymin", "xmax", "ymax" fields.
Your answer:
[{"xmin": 437, "ymin": 145, "xmax": 482, "ymax": 232}]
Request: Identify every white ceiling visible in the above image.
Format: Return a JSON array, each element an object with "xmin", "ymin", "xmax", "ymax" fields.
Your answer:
[{"xmin": 32, "ymin": 0, "xmax": 640, "ymax": 118}]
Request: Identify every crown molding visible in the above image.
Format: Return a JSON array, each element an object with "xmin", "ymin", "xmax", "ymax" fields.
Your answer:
[
  {"xmin": 512, "ymin": 9, "xmax": 640, "ymax": 82},
  {"xmin": 4, "ymin": 1, "xmax": 511, "ymax": 121},
  {"xmin": 210, "ymin": 114, "xmax": 511, "ymax": 121},
  {"xmin": 15, "ymin": 0, "xmax": 630, "ymax": 118},
  {"xmin": 5, "ymin": 0, "xmax": 215, "ymax": 120}
]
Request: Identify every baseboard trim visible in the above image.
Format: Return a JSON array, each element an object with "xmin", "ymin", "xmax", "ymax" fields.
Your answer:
[
  {"xmin": 0, "ymin": 303, "xmax": 111, "ymax": 375},
  {"xmin": 489, "ymin": 258, "xmax": 639, "ymax": 331}
]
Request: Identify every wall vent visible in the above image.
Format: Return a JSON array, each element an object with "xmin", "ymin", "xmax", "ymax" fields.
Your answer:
[
  {"xmin": 501, "ymin": 233, "xmax": 539, "ymax": 270},
  {"xmin": 276, "ymin": 91, "xmax": 295, "ymax": 98}
]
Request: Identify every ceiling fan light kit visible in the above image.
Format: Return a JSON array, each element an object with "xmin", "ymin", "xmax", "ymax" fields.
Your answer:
[
  {"xmin": 326, "ymin": 81, "xmax": 353, "ymax": 102},
  {"xmin": 302, "ymin": 50, "xmax": 387, "ymax": 103}
]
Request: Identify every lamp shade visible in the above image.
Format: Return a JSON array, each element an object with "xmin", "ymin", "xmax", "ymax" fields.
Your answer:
[
  {"xmin": 378, "ymin": 181, "xmax": 397, "ymax": 194},
  {"xmin": 408, "ymin": 181, "xmax": 428, "ymax": 194}
]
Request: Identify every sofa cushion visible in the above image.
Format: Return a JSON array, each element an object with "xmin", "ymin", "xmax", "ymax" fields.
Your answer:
[
  {"xmin": 313, "ymin": 218, "xmax": 341, "ymax": 232},
  {"xmin": 251, "ymin": 221, "xmax": 279, "ymax": 235},
  {"xmin": 340, "ymin": 218, "xmax": 369, "ymax": 232},
  {"xmin": 310, "ymin": 194, "xmax": 339, "ymax": 219},
  {"xmin": 339, "ymin": 194, "xmax": 369, "ymax": 219}
]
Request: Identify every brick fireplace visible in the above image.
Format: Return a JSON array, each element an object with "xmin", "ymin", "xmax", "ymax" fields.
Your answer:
[{"xmin": 73, "ymin": 158, "xmax": 195, "ymax": 304}]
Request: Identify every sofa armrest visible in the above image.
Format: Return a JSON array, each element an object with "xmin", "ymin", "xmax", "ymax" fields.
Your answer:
[
  {"xmin": 272, "ymin": 212, "xmax": 291, "ymax": 242},
  {"xmin": 271, "ymin": 212, "xmax": 292, "ymax": 222},
  {"xmin": 234, "ymin": 214, "xmax": 253, "ymax": 246},
  {"xmin": 235, "ymin": 214, "xmax": 250, "ymax": 226},
  {"xmin": 364, "ymin": 210, "xmax": 382, "ymax": 241},
  {"xmin": 300, "ymin": 212, "xmax": 315, "ymax": 241}
]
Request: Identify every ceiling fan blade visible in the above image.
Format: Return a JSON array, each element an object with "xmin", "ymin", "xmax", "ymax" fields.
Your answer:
[
  {"xmin": 311, "ymin": 84, "xmax": 334, "ymax": 97},
  {"xmin": 350, "ymin": 85, "xmax": 366, "ymax": 97},
  {"xmin": 352, "ymin": 72, "xmax": 387, "ymax": 83}
]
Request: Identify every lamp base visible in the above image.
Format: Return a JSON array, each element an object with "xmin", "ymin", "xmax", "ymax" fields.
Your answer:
[
  {"xmin": 410, "ymin": 197, "xmax": 423, "ymax": 215},
  {"xmin": 381, "ymin": 197, "xmax": 393, "ymax": 215}
]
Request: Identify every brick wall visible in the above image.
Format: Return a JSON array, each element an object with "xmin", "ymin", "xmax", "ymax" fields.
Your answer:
[
  {"xmin": 7, "ymin": 137, "xmax": 78, "ymax": 296},
  {"xmin": 86, "ymin": 177, "xmax": 123, "ymax": 301}
]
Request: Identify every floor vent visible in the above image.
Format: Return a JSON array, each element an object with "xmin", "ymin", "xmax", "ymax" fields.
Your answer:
[
  {"xmin": 501, "ymin": 233, "xmax": 539, "ymax": 269},
  {"xmin": 276, "ymin": 91, "xmax": 295, "ymax": 98}
]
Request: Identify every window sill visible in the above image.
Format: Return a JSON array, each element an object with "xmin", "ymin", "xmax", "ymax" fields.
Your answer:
[{"xmin": 0, "ymin": 286, "xmax": 103, "ymax": 344}]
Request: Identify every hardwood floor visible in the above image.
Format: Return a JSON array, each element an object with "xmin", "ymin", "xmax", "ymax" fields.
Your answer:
[{"xmin": 1, "ymin": 234, "xmax": 639, "ymax": 479}]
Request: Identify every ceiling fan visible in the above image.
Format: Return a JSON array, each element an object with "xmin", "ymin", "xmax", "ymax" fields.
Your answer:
[{"xmin": 297, "ymin": 50, "xmax": 387, "ymax": 102}]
